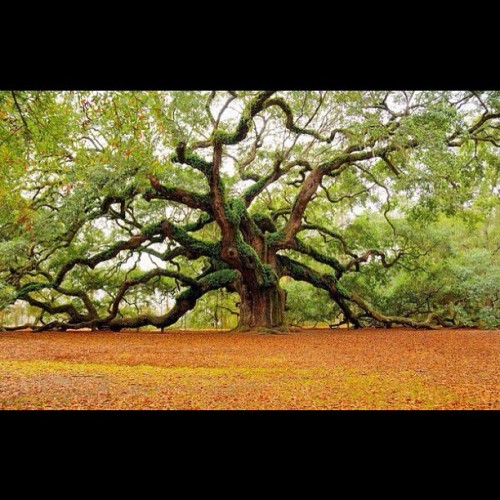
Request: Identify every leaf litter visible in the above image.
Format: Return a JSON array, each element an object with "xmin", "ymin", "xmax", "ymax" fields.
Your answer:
[{"xmin": 0, "ymin": 328, "xmax": 498, "ymax": 409}]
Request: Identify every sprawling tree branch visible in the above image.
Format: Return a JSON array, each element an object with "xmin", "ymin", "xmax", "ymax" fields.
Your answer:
[
  {"xmin": 31, "ymin": 269, "xmax": 238, "ymax": 332},
  {"xmin": 145, "ymin": 176, "xmax": 212, "ymax": 213},
  {"xmin": 213, "ymin": 91, "xmax": 276, "ymax": 145}
]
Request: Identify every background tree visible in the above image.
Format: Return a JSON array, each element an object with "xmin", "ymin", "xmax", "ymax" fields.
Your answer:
[{"xmin": 0, "ymin": 91, "xmax": 498, "ymax": 332}]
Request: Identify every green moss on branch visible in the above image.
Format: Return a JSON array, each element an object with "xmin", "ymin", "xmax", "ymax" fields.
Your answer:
[
  {"xmin": 162, "ymin": 221, "xmax": 219, "ymax": 258},
  {"xmin": 170, "ymin": 150, "xmax": 212, "ymax": 175},
  {"xmin": 211, "ymin": 91, "xmax": 275, "ymax": 145},
  {"xmin": 267, "ymin": 230, "xmax": 285, "ymax": 247},
  {"xmin": 251, "ymin": 213, "xmax": 277, "ymax": 233},
  {"xmin": 261, "ymin": 264, "xmax": 278, "ymax": 287},
  {"xmin": 293, "ymin": 238, "xmax": 345, "ymax": 277},
  {"xmin": 17, "ymin": 282, "xmax": 54, "ymax": 298},
  {"xmin": 177, "ymin": 269, "xmax": 238, "ymax": 301},
  {"xmin": 225, "ymin": 198, "xmax": 247, "ymax": 226},
  {"xmin": 243, "ymin": 177, "xmax": 268, "ymax": 203},
  {"xmin": 183, "ymin": 213, "xmax": 213, "ymax": 232}
]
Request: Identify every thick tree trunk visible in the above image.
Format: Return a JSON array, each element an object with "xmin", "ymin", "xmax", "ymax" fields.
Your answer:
[{"xmin": 236, "ymin": 283, "xmax": 287, "ymax": 332}]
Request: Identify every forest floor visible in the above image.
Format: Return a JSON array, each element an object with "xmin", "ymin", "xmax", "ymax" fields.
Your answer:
[{"xmin": 0, "ymin": 328, "xmax": 498, "ymax": 410}]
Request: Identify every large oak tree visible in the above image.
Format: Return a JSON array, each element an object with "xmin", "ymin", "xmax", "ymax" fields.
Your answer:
[{"xmin": 0, "ymin": 91, "xmax": 498, "ymax": 331}]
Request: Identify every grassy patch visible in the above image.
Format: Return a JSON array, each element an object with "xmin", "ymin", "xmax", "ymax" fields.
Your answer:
[{"xmin": 0, "ymin": 359, "xmax": 462, "ymax": 409}]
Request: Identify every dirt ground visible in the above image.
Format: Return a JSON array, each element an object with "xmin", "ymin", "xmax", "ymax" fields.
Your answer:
[{"xmin": 0, "ymin": 327, "xmax": 498, "ymax": 410}]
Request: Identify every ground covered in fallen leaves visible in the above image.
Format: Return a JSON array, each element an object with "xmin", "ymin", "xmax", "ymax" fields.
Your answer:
[{"xmin": 0, "ymin": 328, "xmax": 498, "ymax": 409}]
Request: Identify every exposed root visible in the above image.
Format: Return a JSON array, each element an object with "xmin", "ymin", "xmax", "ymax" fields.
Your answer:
[
  {"xmin": 0, "ymin": 324, "xmax": 34, "ymax": 332},
  {"xmin": 329, "ymin": 319, "xmax": 354, "ymax": 329}
]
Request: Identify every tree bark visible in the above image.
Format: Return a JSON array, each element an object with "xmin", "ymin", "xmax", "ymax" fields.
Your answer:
[{"xmin": 235, "ymin": 282, "xmax": 287, "ymax": 332}]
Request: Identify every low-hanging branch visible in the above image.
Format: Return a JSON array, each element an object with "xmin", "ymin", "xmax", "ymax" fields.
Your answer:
[{"xmin": 29, "ymin": 269, "xmax": 239, "ymax": 332}]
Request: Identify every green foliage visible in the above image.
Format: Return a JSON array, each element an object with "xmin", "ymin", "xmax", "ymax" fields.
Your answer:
[
  {"xmin": 283, "ymin": 280, "xmax": 336, "ymax": 326},
  {"xmin": 342, "ymin": 212, "xmax": 500, "ymax": 328},
  {"xmin": 0, "ymin": 239, "xmax": 29, "ymax": 267},
  {"xmin": 0, "ymin": 284, "xmax": 16, "ymax": 309},
  {"xmin": 185, "ymin": 290, "xmax": 239, "ymax": 329}
]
